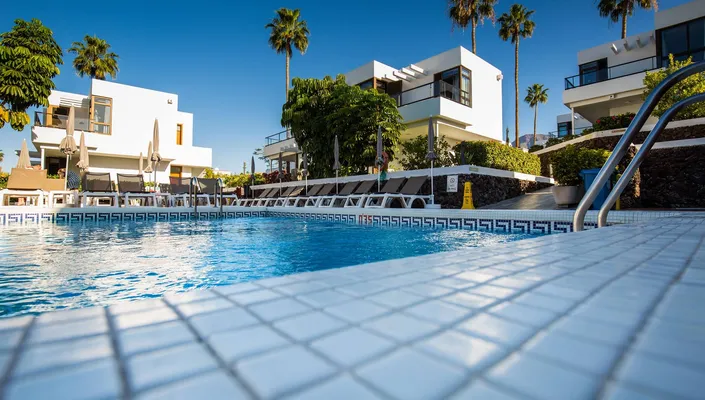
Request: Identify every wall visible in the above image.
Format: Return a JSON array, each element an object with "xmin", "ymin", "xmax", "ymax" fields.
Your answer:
[
  {"xmin": 655, "ymin": 0, "xmax": 705, "ymax": 30},
  {"xmin": 576, "ymin": 31, "xmax": 655, "ymax": 67}
]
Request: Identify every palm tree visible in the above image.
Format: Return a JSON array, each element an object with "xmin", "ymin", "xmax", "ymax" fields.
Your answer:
[
  {"xmin": 597, "ymin": 0, "xmax": 658, "ymax": 39},
  {"xmin": 68, "ymin": 35, "xmax": 119, "ymax": 80},
  {"xmin": 448, "ymin": 0, "xmax": 498, "ymax": 54},
  {"xmin": 524, "ymin": 84, "xmax": 549, "ymax": 147},
  {"xmin": 498, "ymin": 4, "xmax": 535, "ymax": 148},
  {"xmin": 265, "ymin": 8, "xmax": 310, "ymax": 102}
]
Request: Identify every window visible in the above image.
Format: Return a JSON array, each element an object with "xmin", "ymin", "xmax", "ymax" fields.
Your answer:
[
  {"xmin": 374, "ymin": 79, "xmax": 387, "ymax": 94},
  {"xmin": 358, "ymin": 79, "xmax": 374, "ymax": 90},
  {"xmin": 432, "ymin": 66, "xmax": 471, "ymax": 107},
  {"xmin": 176, "ymin": 124, "xmax": 183, "ymax": 145},
  {"xmin": 170, "ymin": 166, "xmax": 182, "ymax": 179},
  {"xmin": 579, "ymin": 59, "xmax": 608, "ymax": 86},
  {"xmin": 460, "ymin": 67, "xmax": 471, "ymax": 107},
  {"xmin": 659, "ymin": 17, "xmax": 705, "ymax": 66},
  {"xmin": 47, "ymin": 105, "xmax": 70, "ymax": 128},
  {"xmin": 90, "ymin": 96, "xmax": 112, "ymax": 135},
  {"xmin": 557, "ymin": 122, "xmax": 572, "ymax": 138}
]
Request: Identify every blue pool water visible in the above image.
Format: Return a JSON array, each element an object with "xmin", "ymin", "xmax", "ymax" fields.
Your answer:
[{"xmin": 0, "ymin": 217, "xmax": 541, "ymax": 317}]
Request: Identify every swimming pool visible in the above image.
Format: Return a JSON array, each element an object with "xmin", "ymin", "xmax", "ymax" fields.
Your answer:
[{"xmin": 0, "ymin": 217, "xmax": 541, "ymax": 317}]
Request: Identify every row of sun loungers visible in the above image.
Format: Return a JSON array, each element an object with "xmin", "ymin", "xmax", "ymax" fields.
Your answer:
[{"xmin": 241, "ymin": 176, "xmax": 431, "ymax": 209}]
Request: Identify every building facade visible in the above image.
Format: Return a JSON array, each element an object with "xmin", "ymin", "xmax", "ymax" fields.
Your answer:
[
  {"xmin": 262, "ymin": 46, "xmax": 503, "ymax": 170},
  {"xmin": 32, "ymin": 79, "xmax": 212, "ymax": 183},
  {"xmin": 562, "ymin": 0, "xmax": 705, "ymax": 126}
]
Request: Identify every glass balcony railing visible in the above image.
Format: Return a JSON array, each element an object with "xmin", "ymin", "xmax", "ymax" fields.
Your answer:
[
  {"xmin": 34, "ymin": 111, "xmax": 91, "ymax": 131},
  {"xmin": 389, "ymin": 80, "xmax": 469, "ymax": 107},
  {"xmin": 265, "ymin": 130, "xmax": 290, "ymax": 146},
  {"xmin": 565, "ymin": 56, "xmax": 659, "ymax": 90}
]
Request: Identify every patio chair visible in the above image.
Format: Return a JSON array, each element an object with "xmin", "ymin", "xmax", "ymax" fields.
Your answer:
[
  {"xmin": 257, "ymin": 187, "xmax": 281, "ymax": 207},
  {"xmin": 81, "ymin": 172, "xmax": 119, "ymax": 207},
  {"xmin": 117, "ymin": 174, "xmax": 157, "ymax": 207},
  {"xmin": 343, "ymin": 180, "xmax": 377, "ymax": 208},
  {"xmin": 273, "ymin": 185, "xmax": 302, "ymax": 207},
  {"xmin": 285, "ymin": 184, "xmax": 323, "ymax": 207},
  {"xmin": 304, "ymin": 184, "xmax": 336, "ymax": 207},
  {"xmin": 241, "ymin": 188, "xmax": 272, "ymax": 207},
  {"xmin": 0, "ymin": 168, "xmax": 47, "ymax": 206},
  {"xmin": 196, "ymin": 178, "xmax": 236, "ymax": 207},
  {"xmin": 364, "ymin": 176, "xmax": 430, "ymax": 208},
  {"xmin": 167, "ymin": 177, "xmax": 192, "ymax": 207},
  {"xmin": 318, "ymin": 181, "xmax": 359, "ymax": 207}
]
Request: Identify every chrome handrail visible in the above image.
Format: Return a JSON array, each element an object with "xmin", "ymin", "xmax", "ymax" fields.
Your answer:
[
  {"xmin": 216, "ymin": 178, "xmax": 224, "ymax": 215},
  {"xmin": 573, "ymin": 61, "xmax": 705, "ymax": 232},
  {"xmin": 597, "ymin": 92, "xmax": 705, "ymax": 227},
  {"xmin": 190, "ymin": 177, "xmax": 199, "ymax": 217}
]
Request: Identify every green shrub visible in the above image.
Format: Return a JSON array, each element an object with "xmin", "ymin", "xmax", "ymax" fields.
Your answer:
[
  {"xmin": 551, "ymin": 145, "xmax": 611, "ymax": 186},
  {"xmin": 644, "ymin": 54, "xmax": 705, "ymax": 120},
  {"xmin": 400, "ymin": 135, "xmax": 453, "ymax": 170},
  {"xmin": 528, "ymin": 144, "xmax": 544, "ymax": 152},
  {"xmin": 586, "ymin": 112, "xmax": 635, "ymax": 133},
  {"xmin": 0, "ymin": 172, "xmax": 8, "ymax": 189},
  {"xmin": 453, "ymin": 141, "xmax": 541, "ymax": 176}
]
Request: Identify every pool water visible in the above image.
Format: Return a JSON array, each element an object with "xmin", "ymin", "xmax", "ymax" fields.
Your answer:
[{"xmin": 0, "ymin": 217, "xmax": 541, "ymax": 317}]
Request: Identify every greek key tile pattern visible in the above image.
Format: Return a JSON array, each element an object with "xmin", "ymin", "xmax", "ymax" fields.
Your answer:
[{"xmin": 1, "ymin": 217, "xmax": 703, "ymax": 399}]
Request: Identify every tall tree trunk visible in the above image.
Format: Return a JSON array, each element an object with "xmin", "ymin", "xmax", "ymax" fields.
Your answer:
[
  {"xmin": 286, "ymin": 54, "xmax": 290, "ymax": 138},
  {"xmin": 471, "ymin": 20, "xmax": 477, "ymax": 54},
  {"xmin": 621, "ymin": 12, "xmax": 627, "ymax": 39},
  {"xmin": 533, "ymin": 105, "xmax": 538, "ymax": 147},
  {"xmin": 514, "ymin": 40, "xmax": 519, "ymax": 148}
]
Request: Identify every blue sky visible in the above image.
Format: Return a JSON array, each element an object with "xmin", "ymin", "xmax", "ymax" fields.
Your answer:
[{"xmin": 0, "ymin": 0, "xmax": 692, "ymax": 172}]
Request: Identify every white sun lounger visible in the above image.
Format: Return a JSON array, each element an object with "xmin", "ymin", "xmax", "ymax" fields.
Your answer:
[
  {"xmin": 285, "ymin": 184, "xmax": 323, "ymax": 207},
  {"xmin": 364, "ymin": 176, "xmax": 430, "ymax": 208},
  {"xmin": 317, "ymin": 181, "xmax": 359, "ymax": 207},
  {"xmin": 304, "ymin": 184, "xmax": 335, "ymax": 207},
  {"xmin": 343, "ymin": 180, "xmax": 377, "ymax": 208}
]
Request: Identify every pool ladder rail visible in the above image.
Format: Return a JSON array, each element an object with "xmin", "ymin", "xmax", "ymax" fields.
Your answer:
[
  {"xmin": 189, "ymin": 177, "xmax": 225, "ymax": 218},
  {"xmin": 573, "ymin": 61, "xmax": 705, "ymax": 231}
]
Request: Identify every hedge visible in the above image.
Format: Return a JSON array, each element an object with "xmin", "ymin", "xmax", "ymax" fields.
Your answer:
[
  {"xmin": 551, "ymin": 145, "xmax": 610, "ymax": 186},
  {"xmin": 453, "ymin": 141, "xmax": 542, "ymax": 176},
  {"xmin": 0, "ymin": 172, "xmax": 8, "ymax": 189}
]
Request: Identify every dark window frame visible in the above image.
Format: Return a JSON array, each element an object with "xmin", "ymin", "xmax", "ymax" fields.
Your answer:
[
  {"xmin": 579, "ymin": 58, "xmax": 608, "ymax": 86},
  {"xmin": 657, "ymin": 16, "xmax": 705, "ymax": 67},
  {"xmin": 557, "ymin": 121, "xmax": 572, "ymax": 138}
]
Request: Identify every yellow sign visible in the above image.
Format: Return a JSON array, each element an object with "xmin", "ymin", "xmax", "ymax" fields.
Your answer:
[{"xmin": 461, "ymin": 182, "xmax": 474, "ymax": 209}]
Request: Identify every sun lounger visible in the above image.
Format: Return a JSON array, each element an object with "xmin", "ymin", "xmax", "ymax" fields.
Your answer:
[
  {"xmin": 273, "ymin": 186, "xmax": 303, "ymax": 207},
  {"xmin": 117, "ymin": 174, "xmax": 157, "ymax": 207},
  {"xmin": 167, "ymin": 178, "xmax": 192, "ymax": 207},
  {"xmin": 0, "ymin": 168, "xmax": 50, "ymax": 206},
  {"xmin": 241, "ymin": 188, "xmax": 272, "ymax": 207},
  {"xmin": 304, "ymin": 184, "xmax": 335, "ymax": 207},
  {"xmin": 285, "ymin": 184, "xmax": 323, "ymax": 207},
  {"xmin": 258, "ymin": 187, "xmax": 281, "ymax": 207},
  {"xmin": 343, "ymin": 180, "xmax": 378, "ymax": 208},
  {"xmin": 364, "ymin": 176, "xmax": 430, "ymax": 208},
  {"xmin": 318, "ymin": 181, "xmax": 359, "ymax": 207},
  {"xmin": 81, "ymin": 172, "xmax": 119, "ymax": 207},
  {"xmin": 196, "ymin": 178, "xmax": 236, "ymax": 207}
]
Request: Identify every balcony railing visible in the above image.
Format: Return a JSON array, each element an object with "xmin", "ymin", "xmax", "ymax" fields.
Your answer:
[
  {"xmin": 390, "ymin": 80, "xmax": 468, "ymax": 108},
  {"xmin": 265, "ymin": 130, "xmax": 289, "ymax": 146},
  {"xmin": 565, "ymin": 56, "xmax": 659, "ymax": 90},
  {"xmin": 34, "ymin": 111, "xmax": 91, "ymax": 131}
]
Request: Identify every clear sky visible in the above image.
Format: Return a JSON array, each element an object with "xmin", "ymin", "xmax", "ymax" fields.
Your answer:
[{"xmin": 0, "ymin": 0, "xmax": 692, "ymax": 172}]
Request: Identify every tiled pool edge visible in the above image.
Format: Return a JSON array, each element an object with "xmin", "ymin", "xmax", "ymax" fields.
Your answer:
[
  {"xmin": 0, "ymin": 216, "xmax": 703, "ymax": 399},
  {"xmin": 0, "ymin": 205, "xmax": 687, "ymax": 234}
]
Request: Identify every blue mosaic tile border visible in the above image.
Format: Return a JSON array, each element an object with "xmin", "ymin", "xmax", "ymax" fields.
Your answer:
[{"xmin": 0, "ymin": 208, "xmax": 599, "ymax": 235}]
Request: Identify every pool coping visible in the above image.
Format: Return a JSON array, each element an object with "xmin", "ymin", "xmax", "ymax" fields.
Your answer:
[{"xmin": 0, "ymin": 214, "xmax": 704, "ymax": 399}]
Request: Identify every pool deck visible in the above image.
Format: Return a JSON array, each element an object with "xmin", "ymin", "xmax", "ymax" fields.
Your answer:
[{"xmin": 1, "ymin": 215, "xmax": 704, "ymax": 399}]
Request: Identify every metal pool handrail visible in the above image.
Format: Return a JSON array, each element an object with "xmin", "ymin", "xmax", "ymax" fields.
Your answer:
[
  {"xmin": 597, "ymin": 92, "xmax": 705, "ymax": 228},
  {"xmin": 573, "ymin": 61, "xmax": 705, "ymax": 232},
  {"xmin": 216, "ymin": 178, "xmax": 224, "ymax": 216},
  {"xmin": 190, "ymin": 177, "xmax": 199, "ymax": 217}
]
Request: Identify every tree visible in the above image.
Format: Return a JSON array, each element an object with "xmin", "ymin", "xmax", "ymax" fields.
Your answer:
[
  {"xmin": 282, "ymin": 75, "xmax": 404, "ymax": 178},
  {"xmin": 643, "ymin": 54, "xmax": 705, "ymax": 120},
  {"xmin": 253, "ymin": 148, "xmax": 266, "ymax": 161},
  {"xmin": 448, "ymin": 0, "xmax": 498, "ymax": 54},
  {"xmin": 0, "ymin": 19, "xmax": 63, "ymax": 131},
  {"xmin": 597, "ymin": 0, "xmax": 657, "ymax": 39},
  {"xmin": 524, "ymin": 83, "xmax": 549, "ymax": 147},
  {"xmin": 0, "ymin": 150, "xmax": 4, "ymax": 163},
  {"xmin": 68, "ymin": 35, "xmax": 119, "ymax": 80},
  {"xmin": 400, "ymin": 135, "xmax": 454, "ymax": 170},
  {"xmin": 498, "ymin": 4, "xmax": 535, "ymax": 148},
  {"xmin": 265, "ymin": 8, "xmax": 310, "ymax": 102}
]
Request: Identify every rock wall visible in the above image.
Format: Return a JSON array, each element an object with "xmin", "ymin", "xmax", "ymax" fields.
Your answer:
[
  {"xmin": 538, "ymin": 123, "xmax": 705, "ymax": 209},
  {"xmin": 421, "ymin": 175, "xmax": 551, "ymax": 209}
]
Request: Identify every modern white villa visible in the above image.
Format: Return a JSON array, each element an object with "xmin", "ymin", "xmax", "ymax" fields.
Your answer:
[
  {"xmin": 561, "ymin": 0, "xmax": 705, "ymax": 131},
  {"xmin": 31, "ymin": 79, "xmax": 213, "ymax": 183},
  {"xmin": 263, "ymin": 46, "xmax": 503, "ymax": 170}
]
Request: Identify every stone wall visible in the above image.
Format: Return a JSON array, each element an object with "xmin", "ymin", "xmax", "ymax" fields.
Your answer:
[
  {"xmin": 421, "ymin": 174, "xmax": 551, "ymax": 209},
  {"xmin": 538, "ymin": 123, "xmax": 705, "ymax": 209}
]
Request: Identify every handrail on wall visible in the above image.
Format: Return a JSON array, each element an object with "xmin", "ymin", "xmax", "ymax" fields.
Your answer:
[{"xmin": 572, "ymin": 61, "xmax": 705, "ymax": 231}]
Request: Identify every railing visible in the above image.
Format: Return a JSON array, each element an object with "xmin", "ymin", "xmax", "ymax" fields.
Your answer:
[
  {"xmin": 564, "ymin": 56, "xmax": 659, "ymax": 90},
  {"xmin": 573, "ymin": 60, "xmax": 705, "ymax": 231},
  {"xmin": 390, "ymin": 80, "xmax": 467, "ymax": 107},
  {"xmin": 34, "ymin": 111, "xmax": 91, "ymax": 131},
  {"xmin": 265, "ymin": 130, "xmax": 289, "ymax": 146}
]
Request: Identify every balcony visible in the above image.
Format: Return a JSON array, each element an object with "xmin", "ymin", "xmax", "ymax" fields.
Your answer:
[
  {"xmin": 263, "ymin": 130, "xmax": 299, "ymax": 158},
  {"xmin": 390, "ymin": 80, "xmax": 470, "ymax": 108},
  {"xmin": 34, "ymin": 111, "xmax": 91, "ymax": 132},
  {"xmin": 564, "ymin": 56, "xmax": 658, "ymax": 90}
]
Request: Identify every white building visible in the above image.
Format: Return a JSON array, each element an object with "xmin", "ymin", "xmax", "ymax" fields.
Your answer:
[
  {"xmin": 562, "ymin": 0, "xmax": 705, "ymax": 126},
  {"xmin": 555, "ymin": 113, "xmax": 592, "ymax": 138},
  {"xmin": 32, "ymin": 79, "xmax": 212, "ymax": 183},
  {"xmin": 263, "ymin": 46, "xmax": 503, "ymax": 169}
]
